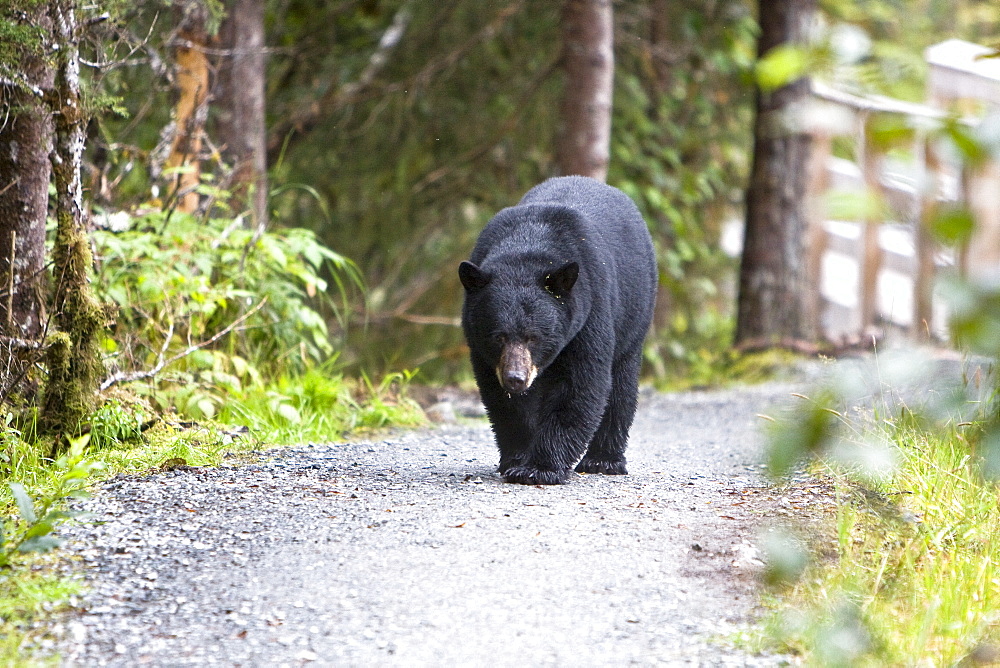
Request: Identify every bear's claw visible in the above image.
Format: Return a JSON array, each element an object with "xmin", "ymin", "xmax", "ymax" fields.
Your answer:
[{"xmin": 575, "ymin": 457, "xmax": 628, "ymax": 475}]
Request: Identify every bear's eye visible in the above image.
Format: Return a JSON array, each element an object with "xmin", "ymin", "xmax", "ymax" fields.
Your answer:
[{"xmin": 493, "ymin": 333, "xmax": 507, "ymax": 345}]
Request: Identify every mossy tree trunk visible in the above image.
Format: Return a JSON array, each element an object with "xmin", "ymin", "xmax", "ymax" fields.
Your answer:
[{"xmin": 41, "ymin": 0, "xmax": 106, "ymax": 443}]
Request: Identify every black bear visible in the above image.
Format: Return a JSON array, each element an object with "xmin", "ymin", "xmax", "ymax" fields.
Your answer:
[{"xmin": 459, "ymin": 176, "xmax": 657, "ymax": 485}]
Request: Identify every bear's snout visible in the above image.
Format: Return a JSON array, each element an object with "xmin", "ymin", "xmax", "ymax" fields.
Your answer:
[{"xmin": 496, "ymin": 342, "xmax": 537, "ymax": 394}]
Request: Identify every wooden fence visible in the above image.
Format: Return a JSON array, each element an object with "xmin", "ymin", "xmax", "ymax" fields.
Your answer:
[{"xmin": 804, "ymin": 79, "xmax": 1000, "ymax": 341}]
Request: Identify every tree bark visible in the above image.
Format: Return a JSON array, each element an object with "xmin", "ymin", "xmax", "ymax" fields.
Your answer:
[
  {"xmin": 734, "ymin": 0, "xmax": 817, "ymax": 346},
  {"xmin": 0, "ymin": 6, "xmax": 52, "ymax": 342},
  {"xmin": 558, "ymin": 0, "xmax": 614, "ymax": 181},
  {"xmin": 164, "ymin": 1, "xmax": 211, "ymax": 213},
  {"xmin": 214, "ymin": 0, "xmax": 268, "ymax": 229}
]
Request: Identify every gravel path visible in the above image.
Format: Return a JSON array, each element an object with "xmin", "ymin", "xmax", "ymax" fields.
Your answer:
[{"xmin": 56, "ymin": 384, "xmax": 802, "ymax": 666}]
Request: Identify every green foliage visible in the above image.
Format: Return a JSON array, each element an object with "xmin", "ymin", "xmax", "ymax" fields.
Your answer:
[
  {"xmin": 0, "ymin": 1, "xmax": 46, "ymax": 78},
  {"xmin": 942, "ymin": 278, "xmax": 1000, "ymax": 358},
  {"xmin": 89, "ymin": 398, "xmax": 151, "ymax": 449},
  {"xmin": 216, "ymin": 366, "xmax": 425, "ymax": 445},
  {"xmin": 756, "ymin": 44, "xmax": 813, "ymax": 91},
  {"xmin": 0, "ymin": 435, "xmax": 100, "ymax": 568},
  {"xmin": 821, "ymin": 0, "xmax": 1000, "ymax": 100},
  {"xmin": 930, "ymin": 205, "xmax": 976, "ymax": 245},
  {"xmin": 90, "ymin": 415, "xmax": 246, "ymax": 474},
  {"xmin": 611, "ymin": 2, "xmax": 757, "ymax": 386},
  {"xmin": 92, "ymin": 209, "xmax": 362, "ymax": 400},
  {"xmin": 762, "ymin": 417, "xmax": 1000, "ymax": 665}
]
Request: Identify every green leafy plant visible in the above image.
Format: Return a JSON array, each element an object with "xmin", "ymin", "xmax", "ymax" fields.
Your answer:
[
  {"xmin": 91, "ymin": 208, "xmax": 364, "ymax": 420},
  {"xmin": 89, "ymin": 398, "xmax": 152, "ymax": 449},
  {"xmin": 94, "ymin": 209, "xmax": 361, "ymax": 375},
  {"xmin": 216, "ymin": 365, "xmax": 425, "ymax": 445},
  {"xmin": 1, "ymin": 435, "xmax": 101, "ymax": 568}
]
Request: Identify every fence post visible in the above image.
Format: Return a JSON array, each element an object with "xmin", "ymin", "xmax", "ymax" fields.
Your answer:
[
  {"xmin": 962, "ymin": 158, "xmax": 1000, "ymax": 283},
  {"xmin": 805, "ymin": 131, "xmax": 831, "ymax": 336},
  {"xmin": 858, "ymin": 115, "xmax": 884, "ymax": 332},
  {"xmin": 913, "ymin": 134, "xmax": 938, "ymax": 339}
]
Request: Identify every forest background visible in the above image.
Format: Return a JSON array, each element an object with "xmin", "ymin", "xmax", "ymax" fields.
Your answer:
[
  {"xmin": 2, "ymin": 0, "xmax": 1000, "ymax": 663},
  {"xmin": 0, "ymin": 0, "xmax": 997, "ymax": 433}
]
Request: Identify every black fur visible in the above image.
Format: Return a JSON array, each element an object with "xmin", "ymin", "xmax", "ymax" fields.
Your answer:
[{"xmin": 459, "ymin": 176, "xmax": 657, "ymax": 485}]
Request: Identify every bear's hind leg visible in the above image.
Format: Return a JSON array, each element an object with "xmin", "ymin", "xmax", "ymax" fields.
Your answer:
[{"xmin": 575, "ymin": 352, "xmax": 641, "ymax": 475}]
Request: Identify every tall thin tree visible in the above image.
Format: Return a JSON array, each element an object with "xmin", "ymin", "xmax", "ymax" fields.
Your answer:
[
  {"xmin": 163, "ymin": 0, "xmax": 211, "ymax": 213},
  {"xmin": 735, "ymin": 0, "xmax": 817, "ymax": 347},
  {"xmin": 0, "ymin": 5, "xmax": 52, "ymax": 344},
  {"xmin": 42, "ymin": 0, "xmax": 107, "ymax": 441},
  {"xmin": 558, "ymin": 0, "xmax": 614, "ymax": 181},
  {"xmin": 0, "ymin": 4, "xmax": 54, "ymax": 401},
  {"xmin": 214, "ymin": 0, "xmax": 268, "ymax": 228}
]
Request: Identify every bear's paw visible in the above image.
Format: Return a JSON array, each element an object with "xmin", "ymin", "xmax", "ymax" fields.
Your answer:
[
  {"xmin": 575, "ymin": 457, "xmax": 628, "ymax": 475},
  {"xmin": 502, "ymin": 465, "xmax": 572, "ymax": 486}
]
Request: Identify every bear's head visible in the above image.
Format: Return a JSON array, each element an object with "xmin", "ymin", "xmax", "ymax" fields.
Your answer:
[{"xmin": 459, "ymin": 259, "xmax": 579, "ymax": 395}]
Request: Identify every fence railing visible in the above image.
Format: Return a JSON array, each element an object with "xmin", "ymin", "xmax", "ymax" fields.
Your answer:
[{"xmin": 804, "ymin": 80, "xmax": 997, "ymax": 341}]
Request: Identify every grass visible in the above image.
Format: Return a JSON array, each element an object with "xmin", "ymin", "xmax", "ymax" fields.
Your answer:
[
  {"xmin": 0, "ymin": 366, "xmax": 427, "ymax": 662},
  {"xmin": 0, "ymin": 560, "xmax": 78, "ymax": 666},
  {"xmin": 215, "ymin": 367, "xmax": 426, "ymax": 445},
  {"xmin": 762, "ymin": 416, "xmax": 1000, "ymax": 665},
  {"xmin": 655, "ymin": 348, "xmax": 808, "ymax": 392}
]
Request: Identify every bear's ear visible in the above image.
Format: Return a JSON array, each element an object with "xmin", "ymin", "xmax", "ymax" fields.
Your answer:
[
  {"xmin": 459, "ymin": 261, "xmax": 491, "ymax": 291},
  {"xmin": 545, "ymin": 262, "xmax": 579, "ymax": 297}
]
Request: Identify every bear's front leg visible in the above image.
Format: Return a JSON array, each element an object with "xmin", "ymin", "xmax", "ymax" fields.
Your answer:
[
  {"xmin": 502, "ymin": 462, "xmax": 574, "ymax": 485},
  {"xmin": 470, "ymin": 356, "xmax": 535, "ymax": 476},
  {"xmin": 502, "ymin": 365, "xmax": 609, "ymax": 485},
  {"xmin": 481, "ymin": 396, "xmax": 531, "ymax": 475},
  {"xmin": 501, "ymin": 411, "xmax": 596, "ymax": 485}
]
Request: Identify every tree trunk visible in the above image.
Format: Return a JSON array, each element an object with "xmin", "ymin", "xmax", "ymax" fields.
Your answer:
[
  {"xmin": 42, "ymin": 0, "xmax": 106, "ymax": 441},
  {"xmin": 164, "ymin": 1, "xmax": 211, "ymax": 213},
  {"xmin": 0, "ymin": 5, "xmax": 53, "ymax": 399},
  {"xmin": 558, "ymin": 0, "xmax": 614, "ymax": 181},
  {"xmin": 214, "ymin": 0, "xmax": 268, "ymax": 229},
  {"xmin": 0, "ymin": 9, "xmax": 51, "ymax": 343},
  {"xmin": 734, "ymin": 0, "xmax": 817, "ymax": 347}
]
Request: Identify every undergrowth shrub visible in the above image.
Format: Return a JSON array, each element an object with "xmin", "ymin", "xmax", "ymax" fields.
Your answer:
[
  {"xmin": 88, "ymin": 398, "xmax": 152, "ymax": 449},
  {"xmin": 0, "ymin": 435, "xmax": 100, "ymax": 567},
  {"xmin": 94, "ymin": 209, "xmax": 361, "ymax": 380},
  {"xmin": 91, "ymin": 209, "xmax": 364, "ymax": 419},
  {"xmin": 216, "ymin": 366, "xmax": 425, "ymax": 444}
]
